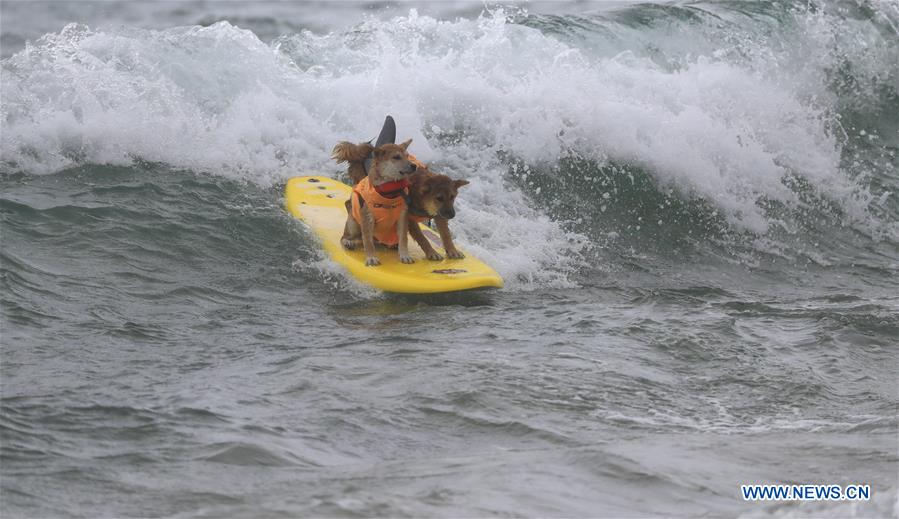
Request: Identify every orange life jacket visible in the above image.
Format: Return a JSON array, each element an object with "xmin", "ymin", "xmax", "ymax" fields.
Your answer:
[
  {"xmin": 351, "ymin": 177, "xmax": 407, "ymax": 247},
  {"xmin": 408, "ymin": 154, "xmax": 426, "ymax": 170},
  {"xmin": 350, "ymin": 154, "xmax": 431, "ymax": 245}
]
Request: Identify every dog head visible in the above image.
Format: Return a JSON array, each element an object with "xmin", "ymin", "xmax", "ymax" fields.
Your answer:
[
  {"xmin": 370, "ymin": 139, "xmax": 416, "ymax": 183},
  {"xmin": 409, "ymin": 172, "xmax": 469, "ymax": 219}
]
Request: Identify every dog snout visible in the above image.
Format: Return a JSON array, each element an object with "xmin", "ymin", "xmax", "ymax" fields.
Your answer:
[
  {"xmin": 409, "ymin": 163, "xmax": 417, "ymax": 172},
  {"xmin": 441, "ymin": 208, "xmax": 456, "ymax": 219}
]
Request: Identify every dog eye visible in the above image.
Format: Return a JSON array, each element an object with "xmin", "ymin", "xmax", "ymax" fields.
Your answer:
[
  {"xmin": 393, "ymin": 155, "xmax": 401, "ymax": 160},
  {"xmin": 436, "ymin": 196, "xmax": 445, "ymax": 202}
]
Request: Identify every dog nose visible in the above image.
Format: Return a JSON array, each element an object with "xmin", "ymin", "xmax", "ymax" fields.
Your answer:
[
  {"xmin": 443, "ymin": 208, "xmax": 455, "ymax": 219},
  {"xmin": 409, "ymin": 163, "xmax": 417, "ymax": 171}
]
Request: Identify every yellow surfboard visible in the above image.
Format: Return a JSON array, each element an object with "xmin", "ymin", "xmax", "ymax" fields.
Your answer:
[{"xmin": 285, "ymin": 176, "xmax": 503, "ymax": 293}]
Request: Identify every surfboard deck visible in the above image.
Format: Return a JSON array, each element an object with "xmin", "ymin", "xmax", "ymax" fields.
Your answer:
[{"xmin": 285, "ymin": 176, "xmax": 503, "ymax": 293}]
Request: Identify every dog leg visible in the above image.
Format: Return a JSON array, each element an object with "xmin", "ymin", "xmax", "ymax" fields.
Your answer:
[
  {"xmin": 341, "ymin": 199, "xmax": 362, "ymax": 249},
  {"xmin": 360, "ymin": 204, "xmax": 380, "ymax": 266},
  {"xmin": 436, "ymin": 218, "xmax": 465, "ymax": 259},
  {"xmin": 397, "ymin": 208, "xmax": 414, "ymax": 264},
  {"xmin": 341, "ymin": 220, "xmax": 362, "ymax": 250},
  {"xmin": 408, "ymin": 222, "xmax": 442, "ymax": 261}
]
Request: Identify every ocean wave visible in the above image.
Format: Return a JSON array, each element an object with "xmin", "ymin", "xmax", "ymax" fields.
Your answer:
[{"xmin": 1, "ymin": 3, "xmax": 896, "ymax": 286}]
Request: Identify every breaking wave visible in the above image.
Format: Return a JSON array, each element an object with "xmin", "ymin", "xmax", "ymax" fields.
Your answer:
[{"xmin": 2, "ymin": 1, "xmax": 897, "ymax": 287}]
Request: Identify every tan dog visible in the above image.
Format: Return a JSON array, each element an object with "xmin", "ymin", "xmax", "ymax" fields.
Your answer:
[
  {"xmin": 405, "ymin": 170, "xmax": 469, "ymax": 261},
  {"xmin": 332, "ymin": 139, "xmax": 417, "ymax": 266}
]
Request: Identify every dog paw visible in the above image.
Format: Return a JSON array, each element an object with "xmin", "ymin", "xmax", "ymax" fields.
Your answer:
[
  {"xmin": 446, "ymin": 249, "xmax": 465, "ymax": 259},
  {"xmin": 399, "ymin": 254, "xmax": 415, "ymax": 264},
  {"xmin": 341, "ymin": 239, "xmax": 356, "ymax": 250},
  {"xmin": 426, "ymin": 251, "xmax": 444, "ymax": 261},
  {"xmin": 365, "ymin": 256, "xmax": 381, "ymax": 266}
]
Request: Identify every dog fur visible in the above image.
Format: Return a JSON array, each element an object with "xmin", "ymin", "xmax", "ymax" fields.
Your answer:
[
  {"xmin": 332, "ymin": 139, "xmax": 416, "ymax": 266},
  {"xmin": 406, "ymin": 171, "xmax": 469, "ymax": 261},
  {"xmin": 330, "ymin": 141, "xmax": 373, "ymax": 186}
]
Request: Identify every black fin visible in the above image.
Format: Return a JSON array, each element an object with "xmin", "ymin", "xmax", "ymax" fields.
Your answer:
[{"xmin": 374, "ymin": 115, "xmax": 396, "ymax": 147}]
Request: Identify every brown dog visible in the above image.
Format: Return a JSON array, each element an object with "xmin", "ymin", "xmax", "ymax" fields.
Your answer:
[
  {"xmin": 405, "ymin": 170, "xmax": 469, "ymax": 261},
  {"xmin": 332, "ymin": 139, "xmax": 417, "ymax": 266},
  {"xmin": 331, "ymin": 141, "xmax": 374, "ymax": 185}
]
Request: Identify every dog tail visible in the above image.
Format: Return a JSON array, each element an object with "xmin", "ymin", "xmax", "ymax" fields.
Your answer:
[{"xmin": 331, "ymin": 141, "xmax": 373, "ymax": 164}]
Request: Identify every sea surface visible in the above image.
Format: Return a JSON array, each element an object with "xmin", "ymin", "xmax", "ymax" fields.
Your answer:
[{"xmin": 2, "ymin": 1, "xmax": 898, "ymax": 517}]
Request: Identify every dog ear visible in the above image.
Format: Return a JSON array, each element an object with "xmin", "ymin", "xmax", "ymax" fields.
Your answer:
[
  {"xmin": 399, "ymin": 138, "xmax": 412, "ymax": 150},
  {"xmin": 453, "ymin": 179, "xmax": 470, "ymax": 189}
]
